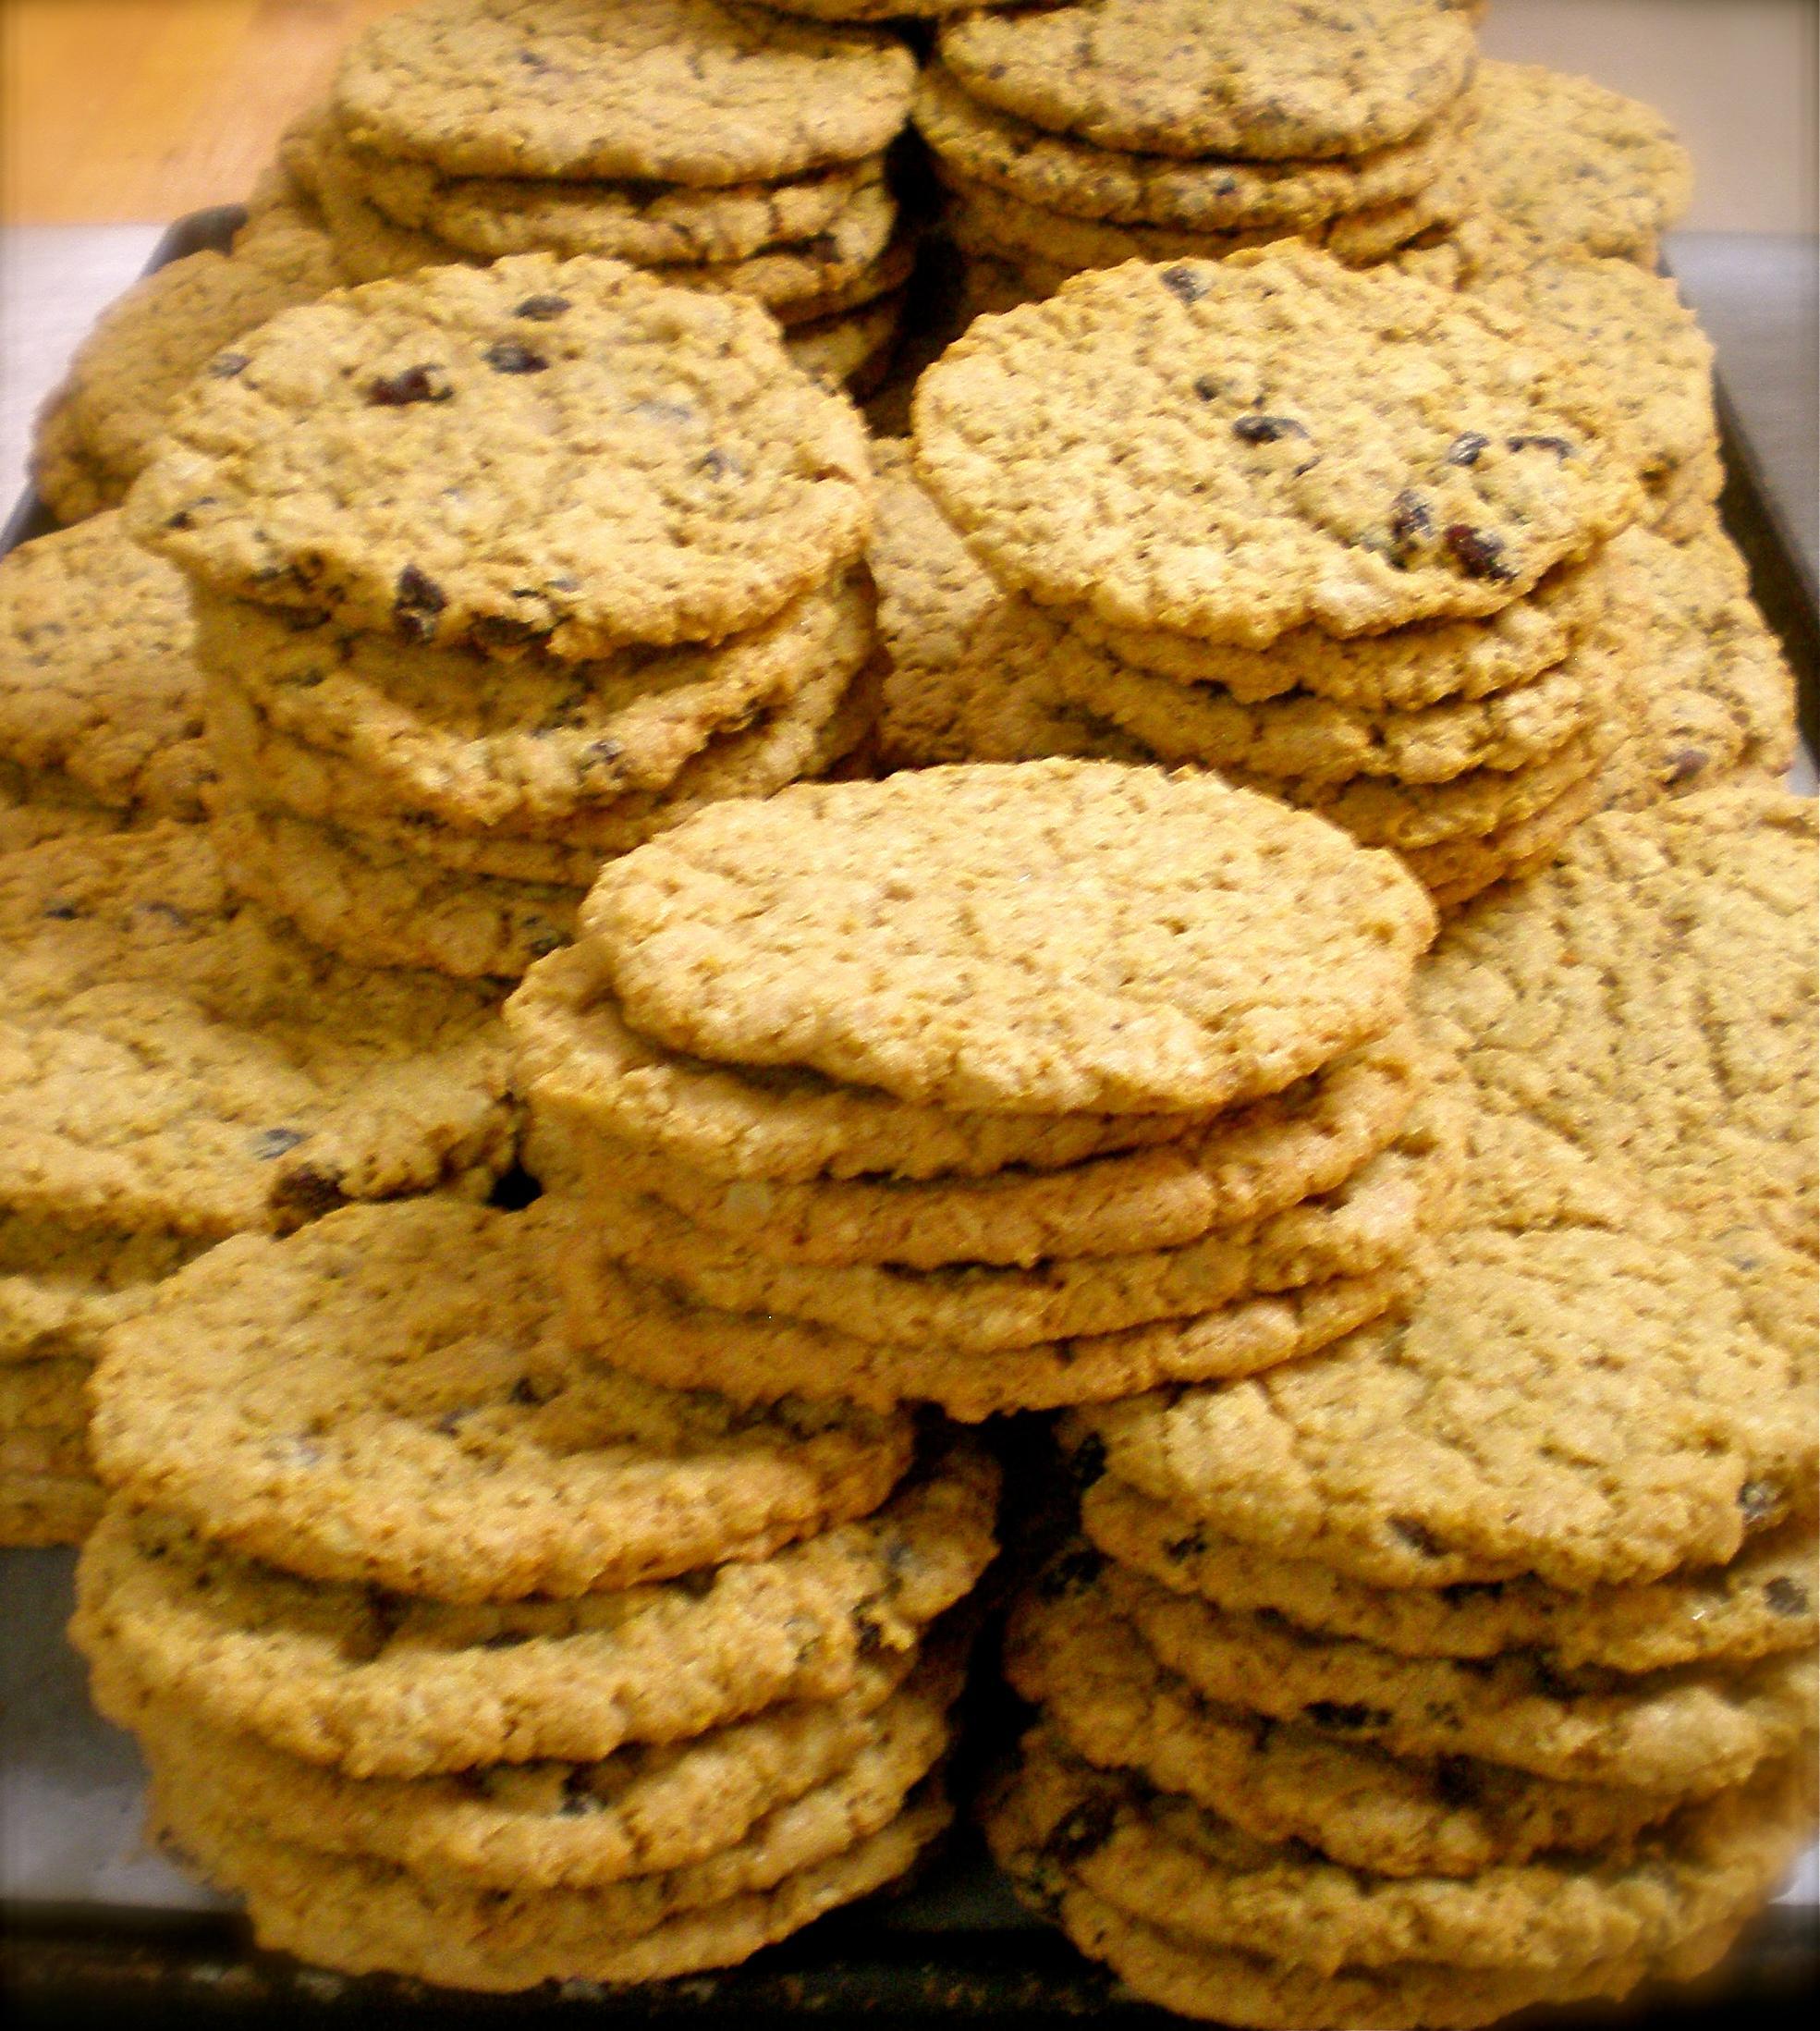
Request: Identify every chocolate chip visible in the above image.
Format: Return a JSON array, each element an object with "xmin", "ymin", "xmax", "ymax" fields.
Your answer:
[
  {"xmin": 1444, "ymin": 523, "xmax": 1516, "ymax": 581},
  {"xmin": 367, "ymin": 364, "xmax": 452, "ymax": 407},
  {"xmin": 1304, "ymin": 1701, "xmax": 1390, "ymax": 1731},
  {"xmin": 512, "ymin": 294, "xmax": 570, "ymax": 321},
  {"xmin": 1390, "ymin": 1516, "xmax": 1446, "ymax": 1558},
  {"xmin": 253, "ymin": 1127, "xmax": 307, "ymax": 1160},
  {"xmin": 1160, "ymin": 263, "xmax": 1208, "ymax": 304},
  {"xmin": 1509, "ymin": 434, "xmax": 1575, "ymax": 460},
  {"xmin": 482, "ymin": 339, "xmax": 548, "ymax": 375},
  {"xmin": 1739, "ymin": 1479, "xmax": 1783, "ymax": 1524},
  {"xmin": 1231, "ymin": 414, "xmax": 1309, "ymax": 446},
  {"xmin": 207, "ymin": 351, "xmax": 250, "ymax": 379},
  {"xmin": 393, "ymin": 564, "xmax": 446, "ymax": 642},
  {"xmin": 1039, "ymin": 1796, "xmax": 1118, "ymax": 1870},
  {"xmin": 1445, "ymin": 432, "xmax": 1491, "ymax": 466},
  {"xmin": 1765, "ymin": 1577, "xmax": 1809, "ymax": 1617}
]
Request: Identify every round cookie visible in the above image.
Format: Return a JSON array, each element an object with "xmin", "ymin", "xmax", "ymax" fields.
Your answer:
[
  {"xmin": 994, "ymin": 1730, "xmax": 1805, "ymax": 1979},
  {"xmin": 128, "ymin": 253, "xmax": 873, "ymax": 660},
  {"xmin": 937, "ymin": 0, "xmax": 1478, "ymax": 163},
  {"xmin": 153, "ymin": 1780, "xmax": 948, "ymax": 1992},
  {"xmin": 2, "ymin": 1214, "xmax": 203, "ymax": 1366},
  {"xmin": 1471, "ymin": 62, "xmax": 1694, "ymax": 266},
  {"xmin": 557, "ymin": 1025, "xmax": 1427, "ymax": 1270},
  {"xmin": 1086, "ymin": 1478, "xmax": 1820, "ymax": 1677},
  {"xmin": 506, "ymin": 945, "xmax": 1215, "ymax": 1187},
  {"xmin": 914, "ymin": 64, "xmax": 1466, "ymax": 235},
  {"xmin": 191, "ymin": 567, "xmax": 873, "ymax": 830},
  {"xmin": 334, "ymin": 0, "xmax": 917, "ymax": 185},
  {"xmin": 583, "ymin": 759, "xmax": 1436, "ymax": 1115},
  {"xmin": 0, "ymin": 513, "xmax": 210, "ymax": 822},
  {"xmin": 1077, "ymin": 1113, "xmax": 1815, "ymax": 1592},
  {"xmin": 70, "ymin": 1443, "xmax": 998, "ymax": 1778},
  {"xmin": 1114, "ymin": 1566, "xmax": 1818, "ymax": 1796},
  {"xmin": 911, "ymin": 250, "xmax": 1639, "ymax": 646},
  {"xmin": 1065, "ymin": 544, "xmax": 1614, "ymax": 711},
  {"xmin": 569, "ymin": 1095, "xmax": 1455, "ymax": 1351},
  {"xmin": 90, "ymin": 1197, "xmax": 914, "ymax": 1600},
  {"xmin": 1008, "ymin": 1572, "xmax": 1696, "ymax": 1879},
  {"xmin": 0, "ymin": 826, "xmax": 515, "ymax": 1239}
]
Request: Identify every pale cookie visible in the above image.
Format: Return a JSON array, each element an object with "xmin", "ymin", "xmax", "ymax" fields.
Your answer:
[
  {"xmin": 334, "ymin": 0, "xmax": 917, "ymax": 185},
  {"xmin": 1597, "ymin": 525, "xmax": 1798, "ymax": 809},
  {"xmin": 0, "ymin": 1471, "xmax": 104, "ymax": 1546},
  {"xmin": 937, "ymin": 1, "xmax": 1477, "ymax": 163},
  {"xmin": 583, "ymin": 759, "xmax": 1436, "ymax": 1115},
  {"xmin": 95, "ymin": 1639, "xmax": 943, "ymax": 1890},
  {"xmin": 912, "ymin": 250, "xmax": 1639, "ymax": 646},
  {"xmin": 1053, "ymin": 544, "xmax": 1615, "ymax": 711},
  {"xmin": 569, "ymin": 1094, "xmax": 1454, "ymax": 1350},
  {"xmin": 1417, "ymin": 787, "xmax": 1817, "ymax": 1267},
  {"xmin": 1649, "ymin": 444, "xmax": 1727, "ymax": 538},
  {"xmin": 0, "ymin": 514, "xmax": 210, "ymax": 822},
  {"xmin": 0, "ymin": 826, "xmax": 514, "ymax": 1239},
  {"xmin": 208, "ymin": 799, "xmax": 582, "ymax": 981},
  {"xmin": 191, "ymin": 566, "xmax": 873, "ymax": 830},
  {"xmin": 90, "ymin": 1196, "xmax": 913, "ymax": 1601},
  {"xmin": 1399, "ymin": 753, "xmax": 1616, "ymax": 907},
  {"xmin": 994, "ymin": 1730, "xmax": 1805, "ymax": 1979},
  {"xmin": 560, "ymin": 1025, "xmax": 1426, "ymax": 1270},
  {"xmin": 2, "ymin": 1212, "xmax": 201, "ymax": 1365},
  {"xmin": 31, "ymin": 241, "xmax": 342, "ymax": 501},
  {"xmin": 915, "ymin": 64, "xmax": 1466, "ymax": 234},
  {"xmin": 785, "ymin": 290, "xmax": 904, "ymax": 395},
  {"xmin": 128, "ymin": 253, "xmax": 872, "ymax": 660},
  {"xmin": 153, "ymin": 1783, "xmax": 948, "ymax": 1992},
  {"xmin": 507, "ymin": 946, "xmax": 1212, "ymax": 1186},
  {"xmin": 1476, "ymin": 257, "xmax": 1714, "ymax": 497},
  {"xmin": 561, "ymin": 1234, "xmax": 1425, "ymax": 1422},
  {"xmin": 71, "ymin": 1443, "xmax": 997, "ymax": 1778},
  {"xmin": 1077, "ymin": 1114, "xmax": 1815, "ymax": 1592},
  {"xmin": 1116, "ymin": 1565, "xmax": 1818, "ymax": 1796},
  {"xmin": 1471, "ymin": 62, "xmax": 1693, "ymax": 265},
  {"xmin": 1008, "ymin": 1571, "xmax": 1696, "ymax": 1878},
  {"xmin": 1086, "ymin": 1478, "xmax": 1820, "ymax": 1677}
]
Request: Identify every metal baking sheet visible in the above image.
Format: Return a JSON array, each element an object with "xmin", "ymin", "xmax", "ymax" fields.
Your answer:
[{"xmin": 2, "ymin": 214, "xmax": 1816, "ymax": 2025}]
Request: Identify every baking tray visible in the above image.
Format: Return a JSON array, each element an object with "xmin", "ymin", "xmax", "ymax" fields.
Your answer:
[{"xmin": 3, "ymin": 215, "xmax": 1817, "ymax": 2027}]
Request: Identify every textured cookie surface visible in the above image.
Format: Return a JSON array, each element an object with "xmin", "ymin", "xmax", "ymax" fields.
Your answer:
[
  {"xmin": 334, "ymin": 0, "xmax": 916, "ymax": 184},
  {"xmin": 128, "ymin": 253, "xmax": 872, "ymax": 659},
  {"xmin": 2, "ymin": 1214, "xmax": 203, "ymax": 1366},
  {"xmin": 1077, "ymin": 1113, "xmax": 1814, "ymax": 1591},
  {"xmin": 1472, "ymin": 62, "xmax": 1693, "ymax": 265},
  {"xmin": 913, "ymin": 250, "xmax": 1637, "ymax": 645},
  {"xmin": 90, "ymin": 1197, "xmax": 912, "ymax": 1600},
  {"xmin": 71, "ymin": 1445, "xmax": 997, "ymax": 1778},
  {"xmin": 937, "ymin": 0, "xmax": 1477, "ymax": 161},
  {"xmin": 0, "ymin": 514, "xmax": 209, "ymax": 820},
  {"xmin": 584, "ymin": 759, "xmax": 1435, "ymax": 1113}
]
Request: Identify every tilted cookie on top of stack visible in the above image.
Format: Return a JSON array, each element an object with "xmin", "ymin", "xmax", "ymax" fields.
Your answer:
[
  {"xmin": 281, "ymin": 0, "xmax": 920, "ymax": 397},
  {"xmin": 125, "ymin": 251, "xmax": 877, "ymax": 982},
  {"xmin": 0, "ymin": 826, "xmax": 517, "ymax": 1545},
  {"xmin": 915, "ymin": 0, "xmax": 1484, "ymax": 309},
  {"xmin": 505, "ymin": 757, "xmax": 1450, "ymax": 1424},
  {"xmin": 71, "ymin": 1195, "xmax": 997, "ymax": 1988},
  {"xmin": 912, "ymin": 248, "xmax": 1651, "ymax": 910}
]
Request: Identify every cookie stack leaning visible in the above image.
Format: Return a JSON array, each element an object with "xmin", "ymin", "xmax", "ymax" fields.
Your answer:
[
  {"xmin": 125, "ymin": 251, "xmax": 879, "ymax": 982},
  {"xmin": 914, "ymin": 0, "xmax": 1484, "ymax": 312},
  {"xmin": 912, "ymin": 248, "xmax": 1652, "ymax": 910},
  {"xmin": 72, "ymin": 1195, "xmax": 997, "ymax": 1988},
  {"xmin": 280, "ymin": 0, "xmax": 919, "ymax": 398},
  {"xmin": 506, "ymin": 757, "xmax": 1451, "ymax": 1425}
]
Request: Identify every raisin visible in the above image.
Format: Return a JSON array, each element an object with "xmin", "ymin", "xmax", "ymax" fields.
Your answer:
[
  {"xmin": 252, "ymin": 1127, "xmax": 307, "ymax": 1160},
  {"xmin": 367, "ymin": 364, "xmax": 452, "ymax": 407},
  {"xmin": 1508, "ymin": 434, "xmax": 1574, "ymax": 460},
  {"xmin": 393, "ymin": 564, "xmax": 447, "ymax": 642},
  {"xmin": 1765, "ymin": 1577, "xmax": 1809, "ymax": 1617},
  {"xmin": 482, "ymin": 340, "xmax": 549, "ymax": 375},
  {"xmin": 207, "ymin": 351, "xmax": 250, "ymax": 379},
  {"xmin": 1444, "ymin": 523, "xmax": 1516, "ymax": 581},
  {"xmin": 1232, "ymin": 414, "xmax": 1308, "ymax": 446},
  {"xmin": 1387, "ymin": 488, "xmax": 1433, "ymax": 558},
  {"xmin": 513, "ymin": 294, "xmax": 570, "ymax": 321},
  {"xmin": 1159, "ymin": 264, "xmax": 1208, "ymax": 304},
  {"xmin": 1445, "ymin": 432, "xmax": 1490, "ymax": 466}
]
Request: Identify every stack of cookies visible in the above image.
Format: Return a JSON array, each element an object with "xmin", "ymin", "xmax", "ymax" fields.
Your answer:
[
  {"xmin": 506, "ymin": 758, "xmax": 1451, "ymax": 1424},
  {"xmin": 989, "ymin": 1110, "xmax": 1816, "ymax": 2027},
  {"xmin": 914, "ymin": 0, "xmax": 1484, "ymax": 309},
  {"xmin": 277, "ymin": 0, "xmax": 920, "ymax": 397},
  {"xmin": 126, "ymin": 251, "xmax": 878, "ymax": 982},
  {"xmin": 0, "ymin": 826, "xmax": 517, "ymax": 1545},
  {"xmin": 912, "ymin": 249, "xmax": 1650, "ymax": 909},
  {"xmin": 72, "ymin": 1195, "xmax": 997, "ymax": 1988}
]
